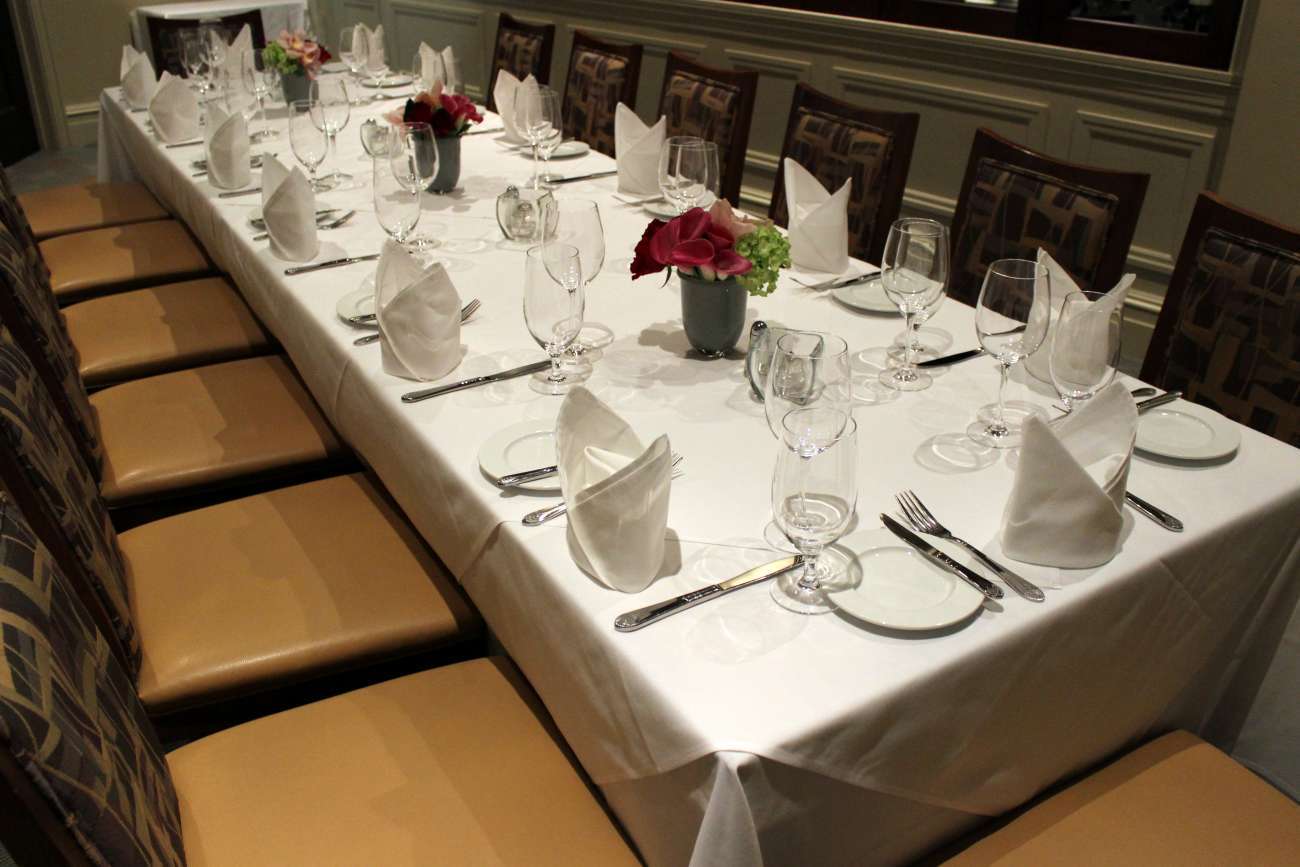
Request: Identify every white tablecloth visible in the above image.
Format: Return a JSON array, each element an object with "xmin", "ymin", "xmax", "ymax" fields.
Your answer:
[
  {"xmin": 98, "ymin": 89, "xmax": 1300, "ymax": 866},
  {"xmin": 129, "ymin": 0, "xmax": 308, "ymax": 66}
]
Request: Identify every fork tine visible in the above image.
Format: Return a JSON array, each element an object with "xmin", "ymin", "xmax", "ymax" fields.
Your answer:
[
  {"xmin": 905, "ymin": 490, "xmax": 940, "ymax": 527},
  {"xmin": 894, "ymin": 494, "xmax": 924, "ymax": 531}
]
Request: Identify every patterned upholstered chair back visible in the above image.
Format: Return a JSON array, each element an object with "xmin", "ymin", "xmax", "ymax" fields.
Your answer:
[
  {"xmin": 486, "ymin": 13, "xmax": 555, "ymax": 111},
  {"xmin": 769, "ymin": 85, "xmax": 918, "ymax": 265},
  {"xmin": 657, "ymin": 53, "xmax": 757, "ymax": 206},
  {"xmin": 949, "ymin": 128, "xmax": 1149, "ymax": 306},
  {"xmin": 0, "ymin": 320, "xmax": 138, "ymax": 671},
  {"xmin": 0, "ymin": 164, "xmax": 53, "ymax": 291},
  {"xmin": 0, "ymin": 221, "xmax": 104, "ymax": 474},
  {"xmin": 1141, "ymin": 193, "xmax": 1300, "ymax": 447},
  {"xmin": 560, "ymin": 32, "xmax": 642, "ymax": 158},
  {"xmin": 0, "ymin": 490, "xmax": 184, "ymax": 867}
]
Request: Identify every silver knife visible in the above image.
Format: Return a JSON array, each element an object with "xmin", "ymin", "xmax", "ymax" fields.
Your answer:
[
  {"xmin": 284, "ymin": 253, "xmax": 381, "ymax": 276},
  {"xmin": 496, "ymin": 464, "xmax": 559, "ymax": 488},
  {"xmin": 218, "ymin": 187, "xmax": 263, "ymax": 199},
  {"xmin": 880, "ymin": 514, "xmax": 1004, "ymax": 600},
  {"xmin": 614, "ymin": 555, "xmax": 805, "ymax": 632},
  {"xmin": 1125, "ymin": 492, "xmax": 1184, "ymax": 532},
  {"xmin": 808, "ymin": 272, "xmax": 880, "ymax": 291},
  {"xmin": 1136, "ymin": 391, "xmax": 1182, "ymax": 413},
  {"xmin": 917, "ymin": 348, "xmax": 984, "ymax": 369},
  {"xmin": 549, "ymin": 169, "xmax": 619, "ymax": 185},
  {"xmin": 401, "ymin": 359, "xmax": 550, "ymax": 402}
]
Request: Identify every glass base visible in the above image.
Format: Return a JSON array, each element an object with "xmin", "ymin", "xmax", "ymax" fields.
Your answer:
[
  {"xmin": 966, "ymin": 401, "xmax": 1047, "ymax": 449},
  {"xmin": 529, "ymin": 370, "xmax": 578, "ymax": 395},
  {"xmin": 769, "ymin": 550, "xmax": 851, "ymax": 615},
  {"xmin": 406, "ymin": 234, "xmax": 442, "ymax": 250},
  {"xmin": 878, "ymin": 365, "xmax": 933, "ymax": 392}
]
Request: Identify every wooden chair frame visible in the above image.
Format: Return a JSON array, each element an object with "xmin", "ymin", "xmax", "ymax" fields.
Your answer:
[
  {"xmin": 561, "ymin": 29, "xmax": 644, "ymax": 142},
  {"xmin": 769, "ymin": 83, "xmax": 919, "ymax": 265},
  {"xmin": 486, "ymin": 12, "xmax": 556, "ymax": 111}
]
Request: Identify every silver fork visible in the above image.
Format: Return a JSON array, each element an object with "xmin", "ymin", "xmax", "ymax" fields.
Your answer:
[
  {"xmin": 896, "ymin": 490, "xmax": 1045, "ymax": 602},
  {"xmin": 353, "ymin": 298, "xmax": 481, "ymax": 346},
  {"xmin": 523, "ymin": 454, "xmax": 684, "ymax": 526}
]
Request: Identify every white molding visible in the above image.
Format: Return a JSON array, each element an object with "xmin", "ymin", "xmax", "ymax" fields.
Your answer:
[
  {"xmin": 62, "ymin": 101, "xmax": 99, "ymax": 149},
  {"xmin": 561, "ymin": 23, "xmax": 704, "ymax": 60},
  {"xmin": 722, "ymin": 47, "xmax": 811, "ymax": 78},
  {"xmin": 389, "ymin": 1, "xmax": 480, "ymax": 26}
]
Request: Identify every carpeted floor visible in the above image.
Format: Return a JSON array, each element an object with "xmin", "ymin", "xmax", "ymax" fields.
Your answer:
[{"xmin": 5, "ymin": 145, "xmax": 98, "ymax": 194}]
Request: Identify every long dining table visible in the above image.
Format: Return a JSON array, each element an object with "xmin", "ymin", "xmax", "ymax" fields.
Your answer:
[{"xmin": 98, "ymin": 86, "xmax": 1300, "ymax": 866}]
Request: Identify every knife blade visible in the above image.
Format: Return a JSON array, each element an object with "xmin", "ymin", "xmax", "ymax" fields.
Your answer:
[
  {"xmin": 548, "ymin": 169, "xmax": 619, "ymax": 185},
  {"xmin": 807, "ymin": 272, "xmax": 880, "ymax": 291},
  {"xmin": 401, "ymin": 359, "xmax": 551, "ymax": 403},
  {"xmin": 495, "ymin": 463, "xmax": 559, "ymax": 488},
  {"xmin": 217, "ymin": 187, "xmax": 263, "ymax": 198},
  {"xmin": 284, "ymin": 253, "xmax": 381, "ymax": 276},
  {"xmin": 614, "ymin": 555, "xmax": 806, "ymax": 632},
  {"xmin": 917, "ymin": 348, "xmax": 984, "ymax": 369},
  {"xmin": 880, "ymin": 514, "xmax": 1003, "ymax": 600},
  {"xmin": 1136, "ymin": 391, "xmax": 1182, "ymax": 413}
]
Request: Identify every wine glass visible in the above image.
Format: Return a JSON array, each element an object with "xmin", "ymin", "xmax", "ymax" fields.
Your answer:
[
  {"xmin": 388, "ymin": 122, "xmax": 439, "ymax": 251},
  {"xmin": 769, "ymin": 406, "xmax": 858, "ymax": 615},
  {"xmin": 879, "ymin": 218, "xmax": 948, "ymax": 392},
  {"xmin": 373, "ymin": 156, "xmax": 421, "ymax": 245},
  {"xmin": 309, "ymin": 77, "xmax": 351, "ymax": 187},
  {"xmin": 548, "ymin": 200, "xmax": 605, "ymax": 378},
  {"xmin": 515, "ymin": 85, "xmax": 561, "ymax": 190},
  {"xmin": 891, "ymin": 289, "xmax": 946, "ymax": 361},
  {"xmin": 238, "ymin": 49, "xmax": 274, "ymax": 141},
  {"xmin": 1051, "ymin": 289, "xmax": 1123, "ymax": 413},
  {"xmin": 658, "ymin": 137, "xmax": 718, "ymax": 213},
  {"xmin": 966, "ymin": 258, "xmax": 1051, "ymax": 448},
  {"xmin": 764, "ymin": 331, "xmax": 853, "ymax": 439},
  {"xmin": 287, "ymin": 100, "xmax": 328, "ymax": 190},
  {"xmin": 200, "ymin": 24, "xmax": 228, "ymax": 83},
  {"xmin": 523, "ymin": 243, "xmax": 585, "ymax": 396},
  {"xmin": 338, "ymin": 27, "xmax": 367, "ymax": 104},
  {"xmin": 181, "ymin": 32, "xmax": 210, "ymax": 93}
]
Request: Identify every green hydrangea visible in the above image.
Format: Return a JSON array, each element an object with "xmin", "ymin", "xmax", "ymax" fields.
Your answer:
[
  {"xmin": 734, "ymin": 225, "xmax": 791, "ymax": 297},
  {"xmin": 263, "ymin": 43, "xmax": 302, "ymax": 76}
]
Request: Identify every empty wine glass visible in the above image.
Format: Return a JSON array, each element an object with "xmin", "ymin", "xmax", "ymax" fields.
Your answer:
[
  {"xmin": 388, "ymin": 122, "xmax": 439, "ymax": 251},
  {"xmin": 181, "ymin": 32, "xmax": 210, "ymax": 93},
  {"xmin": 515, "ymin": 85, "xmax": 561, "ymax": 190},
  {"xmin": 891, "ymin": 288, "xmax": 946, "ymax": 361},
  {"xmin": 548, "ymin": 200, "xmax": 605, "ymax": 379},
  {"xmin": 524, "ymin": 243, "xmax": 585, "ymax": 395},
  {"xmin": 764, "ymin": 331, "xmax": 853, "ymax": 439},
  {"xmin": 1051, "ymin": 289, "xmax": 1123, "ymax": 413},
  {"xmin": 373, "ymin": 156, "xmax": 421, "ymax": 245},
  {"xmin": 879, "ymin": 218, "xmax": 948, "ymax": 392},
  {"xmin": 338, "ymin": 27, "xmax": 367, "ymax": 104},
  {"xmin": 658, "ymin": 137, "xmax": 718, "ymax": 213},
  {"xmin": 287, "ymin": 100, "xmax": 328, "ymax": 190},
  {"xmin": 309, "ymin": 77, "xmax": 351, "ymax": 186},
  {"xmin": 238, "ymin": 49, "xmax": 274, "ymax": 140},
  {"xmin": 769, "ymin": 406, "xmax": 858, "ymax": 615},
  {"xmin": 967, "ymin": 258, "xmax": 1051, "ymax": 448}
]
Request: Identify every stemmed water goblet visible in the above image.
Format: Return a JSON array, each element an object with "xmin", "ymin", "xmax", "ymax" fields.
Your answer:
[
  {"xmin": 387, "ymin": 122, "xmax": 440, "ymax": 252},
  {"xmin": 287, "ymin": 100, "xmax": 328, "ymax": 190},
  {"xmin": 547, "ymin": 200, "xmax": 606, "ymax": 380},
  {"xmin": 373, "ymin": 155, "xmax": 422, "ymax": 246},
  {"xmin": 238, "ymin": 49, "xmax": 275, "ymax": 141},
  {"xmin": 764, "ymin": 331, "xmax": 853, "ymax": 439},
  {"xmin": 658, "ymin": 137, "xmax": 719, "ymax": 214},
  {"xmin": 1051, "ymin": 289, "xmax": 1123, "ymax": 414},
  {"xmin": 515, "ymin": 85, "xmax": 561, "ymax": 190},
  {"xmin": 879, "ymin": 218, "xmax": 948, "ymax": 392},
  {"xmin": 338, "ymin": 27, "xmax": 368, "ymax": 104},
  {"xmin": 523, "ymin": 243, "xmax": 586, "ymax": 395},
  {"xmin": 769, "ymin": 406, "xmax": 858, "ymax": 615},
  {"xmin": 966, "ymin": 258, "xmax": 1051, "ymax": 448},
  {"xmin": 309, "ymin": 77, "xmax": 351, "ymax": 187}
]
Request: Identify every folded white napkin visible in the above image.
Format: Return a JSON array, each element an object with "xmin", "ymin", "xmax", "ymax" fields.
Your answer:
[
  {"xmin": 374, "ymin": 241, "xmax": 463, "ymax": 381},
  {"xmin": 493, "ymin": 71, "xmax": 537, "ymax": 144},
  {"xmin": 260, "ymin": 155, "xmax": 318, "ymax": 261},
  {"xmin": 418, "ymin": 42, "xmax": 444, "ymax": 88},
  {"xmin": 203, "ymin": 103, "xmax": 251, "ymax": 190},
  {"xmin": 615, "ymin": 104, "xmax": 666, "ymax": 197},
  {"xmin": 366, "ymin": 25, "xmax": 387, "ymax": 74},
  {"xmin": 1025, "ymin": 249, "xmax": 1134, "ymax": 383},
  {"xmin": 1000, "ymin": 382, "xmax": 1137, "ymax": 568},
  {"xmin": 120, "ymin": 45, "xmax": 157, "ymax": 109},
  {"xmin": 351, "ymin": 23, "xmax": 371, "ymax": 64},
  {"xmin": 783, "ymin": 158, "xmax": 850, "ymax": 274},
  {"xmin": 441, "ymin": 46, "xmax": 461, "ymax": 93},
  {"xmin": 148, "ymin": 71, "xmax": 200, "ymax": 143},
  {"xmin": 556, "ymin": 387, "xmax": 673, "ymax": 594},
  {"xmin": 225, "ymin": 24, "xmax": 252, "ymax": 68}
]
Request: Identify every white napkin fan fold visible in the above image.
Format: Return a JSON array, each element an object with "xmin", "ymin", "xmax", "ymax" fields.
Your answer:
[
  {"xmin": 783, "ymin": 158, "xmax": 850, "ymax": 274},
  {"xmin": 1025, "ymin": 248, "xmax": 1134, "ymax": 383},
  {"xmin": 615, "ymin": 104, "xmax": 667, "ymax": 197},
  {"xmin": 148, "ymin": 71, "xmax": 200, "ymax": 143},
  {"xmin": 493, "ymin": 71, "xmax": 537, "ymax": 145},
  {"xmin": 260, "ymin": 155, "xmax": 318, "ymax": 261},
  {"xmin": 203, "ymin": 103, "xmax": 251, "ymax": 190},
  {"xmin": 120, "ymin": 45, "xmax": 157, "ymax": 109},
  {"xmin": 374, "ymin": 241, "xmax": 463, "ymax": 381}
]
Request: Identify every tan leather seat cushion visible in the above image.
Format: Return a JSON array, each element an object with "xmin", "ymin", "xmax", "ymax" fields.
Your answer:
[
  {"xmin": 945, "ymin": 731, "xmax": 1300, "ymax": 866},
  {"xmin": 92, "ymin": 355, "xmax": 346, "ymax": 505},
  {"xmin": 41, "ymin": 219, "xmax": 210, "ymax": 303},
  {"xmin": 63, "ymin": 276, "xmax": 273, "ymax": 388},
  {"xmin": 17, "ymin": 180, "xmax": 169, "ymax": 239},
  {"xmin": 168, "ymin": 657, "xmax": 640, "ymax": 866},
  {"xmin": 122, "ymin": 473, "xmax": 481, "ymax": 713}
]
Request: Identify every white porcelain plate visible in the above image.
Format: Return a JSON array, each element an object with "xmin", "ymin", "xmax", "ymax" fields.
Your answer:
[
  {"xmin": 336, "ymin": 275, "xmax": 376, "ymax": 326},
  {"xmin": 826, "ymin": 529, "xmax": 984, "ymax": 631},
  {"xmin": 478, "ymin": 421, "xmax": 560, "ymax": 493},
  {"xmin": 359, "ymin": 74, "xmax": 413, "ymax": 88},
  {"xmin": 1136, "ymin": 399, "xmax": 1240, "ymax": 460},
  {"xmin": 830, "ymin": 274, "xmax": 894, "ymax": 314},
  {"xmin": 549, "ymin": 140, "xmax": 591, "ymax": 159},
  {"xmin": 643, "ymin": 192, "xmax": 716, "ymax": 220}
]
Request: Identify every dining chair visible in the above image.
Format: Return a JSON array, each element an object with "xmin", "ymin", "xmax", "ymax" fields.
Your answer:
[
  {"xmin": 0, "ymin": 491, "xmax": 637, "ymax": 867},
  {"xmin": 0, "ymin": 163, "xmax": 169, "ymax": 241},
  {"xmin": 560, "ymin": 30, "xmax": 643, "ymax": 158},
  {"xmin": 940, "ymin": 731, "xmax": 1300, "ymax": 864},
  {"xmin": 769, "ymin": 83, "xmax": 919, "ymax": 266},
  {"xmin": 948, "ymin": 128, "xmax": 1149, "ymax": 306},
  {"xmin": 486, "ymin": 12, "xmax": 556, "ymax": 111},
  {"xmin": 1140, "ymin": 192, "xmax": 1299, "ymax": 447},
  {"xmin": 0, "ymin": 319, "xmax": 482, "ymax": 730},
  {"xmin": 145, "ymin": 10, "xmax": 265, "ymax": 78},
  {"xmin": 657, "ymin": 52, "xmax": 758, "ymax": 206}
]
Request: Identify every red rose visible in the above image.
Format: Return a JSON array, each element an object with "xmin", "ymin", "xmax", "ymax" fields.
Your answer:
[
  {"xmin": 630, "ymin": 220, "xmax": 667, "ymax": 278},
  {"xmin": 403, "ymin": 99, "xmax": 434, "ymax": 126}
]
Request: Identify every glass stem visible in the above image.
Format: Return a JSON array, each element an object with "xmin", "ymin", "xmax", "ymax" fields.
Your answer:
[
  {"xmin": 548, "ymin": 350, "xmax": 564, "ymax": 382},
  {"xmin": 531, "ymin": 143, "xmax": 540, "ymax": 190},
  {"xmin": 796, "ymin": 549, "xmax": 823, "ymax": 592},
  {"xmin": 902, "ymin": 309, "xmax": 917, "ymax": 371},
  {"xmin": 995, "ymin": 360, "xmax": 1010, "ymax": 427}
]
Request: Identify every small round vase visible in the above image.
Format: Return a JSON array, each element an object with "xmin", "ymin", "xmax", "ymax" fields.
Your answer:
[
  {"xmin": 680, "ymin": 274, "xmax": 748, "ymax": 358},
  {"xmin": 281, "ymin": 72, "xmax": 311, "ymax": 105},
  {"xmin": 427, "ymin": 135, "xmax": 462, "ymax": 193}
]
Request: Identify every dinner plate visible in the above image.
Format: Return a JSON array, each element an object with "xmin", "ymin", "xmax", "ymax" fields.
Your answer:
[
  {"xmin": 336, "ymin": 277, "xmax": 376, "ymax": 325},
  {"xmin": 826, "ymin": 529, "xmax": 984, "ymax": 631},
  {"xmin": 360, "ymin": 75, "xmax": 413, "ymax": 88},
  {"xmin": 830, "ymin": 274, "xmax": 894, "ymax": 314},
  {"xmin": 478, "ymin": 421, "xmax": 560, "ymax": 493},
  {"xmin": 549, "ymin": 140, "xmax": 590, "ymax": 159},
  {"xmin": 320, "ymin": 61, "xmax": 348, "ymax": 74},
  {"xmin": 1135, "ymin": 399, "xmax": 1240, "ymax": 460},
  {"xmin": 643, "ymin": 192, "xmax": 716, "ymax": 220}
]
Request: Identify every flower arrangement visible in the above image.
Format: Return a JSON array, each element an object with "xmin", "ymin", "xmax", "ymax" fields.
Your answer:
[
  {"xmin": 262, "ymin": 30, "xmax": 330, "ymax": 78},
  {"xmin": 631, "ymin": 201, "xmax": 791, "ymax": 297},
  {"xmin": 385, "ymin": 81, "xmax": 483, "ymax": 138}
]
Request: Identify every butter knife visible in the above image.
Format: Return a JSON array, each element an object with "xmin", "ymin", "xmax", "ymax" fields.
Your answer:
[
  {"xmin": 1125, "ymin": 492, "xmax": 1184, "ymax": 532},
  {"xmin": 496, "ymin": 464, "xmax": 559, "ymax": 488},
  {"xmin": 1136, "ymin": 391, "xmax": 1182, "ymax": 413},
  {"xmin": 548, "ymin": 169, "xmax": 619, "ymax": 185},
  {"xmin": 401, "ymin": 359, "xmax": 550, "ymax": 403},
  {"xmin": 807, "ymin": 272, "xmax": 880, "ymax": 291},
  {"xmin": 284, "ymin": 253, "xmax": 381, "ymax": 276},
  {"xmin": 614, "ymin": 555, "xmax": 806, "ymax": 632},
  {"xmin": 880, "ymin": 514, "xmax": 1003, "ymax": 600},
  {"xmin": 917, "ymin": 348, "xmax": 984, "ymax": 369}
]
